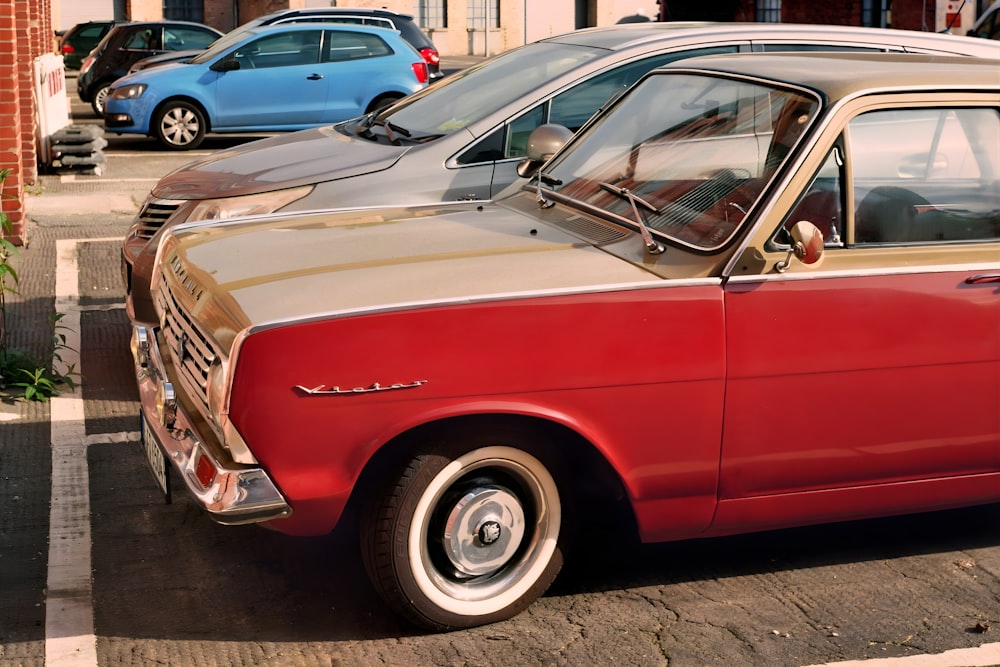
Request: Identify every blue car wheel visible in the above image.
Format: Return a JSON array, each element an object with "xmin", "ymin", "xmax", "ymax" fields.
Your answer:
[{"xmin": 154, "ymin": 100, "xmax": 206, "ymax": 150}]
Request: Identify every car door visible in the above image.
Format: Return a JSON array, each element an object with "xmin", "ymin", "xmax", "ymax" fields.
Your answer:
[
  {"xmin": 716, "ymin": 94, "xmax": 1000, "ymax": 527},
  {"xmin": 315, "ymin": 29, "xmax": 401, "ymax": 123},
  {"xmin": 214, "ymin": 29, "xmax": 328, "ymax": 128}
]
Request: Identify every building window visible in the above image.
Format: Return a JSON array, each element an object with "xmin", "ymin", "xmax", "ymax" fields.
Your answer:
[
  {"xmin": 862, "ymin": 0, "xmax": 889, "ymax": 27},
  {"xmin": 756, "ymin": 0, "xmax": 781, "ymax": 22},
  {"xmin": 467, "ymin": 0, "xmax": 500, "ymax": 29},
  {"xmin": 162, "ymin": 0, "xmax": 203, "ymax": 23},
  {"xmin": 420, "ymin": 0, "xmax": 448, "ymax": 29}
]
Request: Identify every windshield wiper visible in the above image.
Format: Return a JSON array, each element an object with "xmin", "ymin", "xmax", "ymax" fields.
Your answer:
[
  {"xmin": 535, "ymin": 171, "xmax": 562, "ymax": 208},
  {"xmin": 598, "ymin": 182, "xmax": 665, "ymax": 255},
  {"xmin": 374, "ymin": 119, "xmax": 411, "ymax": 144}
]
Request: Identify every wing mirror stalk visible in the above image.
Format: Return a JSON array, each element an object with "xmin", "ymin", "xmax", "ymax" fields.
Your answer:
[{"xmin": 776, "ymin": 221, "xmax": 824, "ymax": 273}]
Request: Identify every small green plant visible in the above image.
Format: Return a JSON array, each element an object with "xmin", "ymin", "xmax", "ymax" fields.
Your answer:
[
  {"xmin": 0, "ymin": 168, "xmax": 80, "ymax": 401},
  {"xmin": 0, "ymin": 167, "xmax": 19, "ymax": 363}
]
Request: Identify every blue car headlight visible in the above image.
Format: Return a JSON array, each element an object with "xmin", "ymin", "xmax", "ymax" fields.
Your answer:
[{"xmin": 111, "ymin": 84, "xmax": 147, "ymax": 100}]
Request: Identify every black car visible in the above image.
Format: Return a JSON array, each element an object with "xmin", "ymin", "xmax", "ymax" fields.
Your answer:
[
  {"xmin": 128, "ymin": 8, "xmax": 442, "ymax": 81},
  {"xmin": 58, "ymin": 20, "xmax": 121, "ymax": 70},
  {"xmin": 77, "ymin": 20, "xmax": 223, "ymax": 115}
]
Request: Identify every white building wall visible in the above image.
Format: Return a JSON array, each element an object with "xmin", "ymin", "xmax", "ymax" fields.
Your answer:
[
  {"xmin": 55, "ymin": 0, "xmax": 115, "ymax": 31},
  {"xmin": 335, "ymin": 0, "xmax": 661, "ymax": 56}
]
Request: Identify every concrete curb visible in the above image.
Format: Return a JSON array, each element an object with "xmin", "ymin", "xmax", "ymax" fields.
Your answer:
[{"xmin": 24, "ymin": 192, "xmax": 140, "ymax": 216}]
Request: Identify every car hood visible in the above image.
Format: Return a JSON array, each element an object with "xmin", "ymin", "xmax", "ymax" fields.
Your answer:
[
  {"xmin": 159, "ymin": 200, "xmax": 658, "ymax": 340},
  {"xmin": 152, "ymin": 126, "xmax": 410, "ymax": 200}
]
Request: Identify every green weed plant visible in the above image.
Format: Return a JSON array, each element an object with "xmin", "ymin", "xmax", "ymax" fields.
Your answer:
[{"xmin": 0, "ymin": 167, "xmax": 80, "ymax": 401}]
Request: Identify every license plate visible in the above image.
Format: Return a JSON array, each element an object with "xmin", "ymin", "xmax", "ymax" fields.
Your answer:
[{"xmin": 140, "ymin": 413, "xmax": 171, "ymax": 503}]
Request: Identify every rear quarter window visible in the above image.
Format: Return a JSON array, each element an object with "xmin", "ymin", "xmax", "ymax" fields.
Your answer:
[{"xmin": 325, "ymin": 31, "xmax": 393, "ymax": 62}]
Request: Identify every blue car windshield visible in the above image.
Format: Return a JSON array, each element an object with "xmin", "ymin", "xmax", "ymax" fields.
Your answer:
[
  {"xmin": 375, "ymin": 42, "xmax": 604, "ymax": 137},
  {"xmin": 189, "ymin": 27, "xmax": 260, "ymax": 64}
]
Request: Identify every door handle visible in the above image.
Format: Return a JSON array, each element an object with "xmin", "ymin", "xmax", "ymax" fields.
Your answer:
[
  {"xmin": 307, "ymin": 73, "xmax": 324, "ymax": 80},
  {"xmin": 966, "ymin": 273, "xmax": 1000, "ymax": 284}
]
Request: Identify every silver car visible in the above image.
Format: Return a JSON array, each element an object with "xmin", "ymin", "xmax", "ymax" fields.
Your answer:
[{"xmin": 122, "ymin": 22, "xmax": 1000, "ymax": 325}]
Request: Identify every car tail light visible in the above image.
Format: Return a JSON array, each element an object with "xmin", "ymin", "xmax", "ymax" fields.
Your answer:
[
  {"xmin": 80, "ymin": 55, "xmax": 95, "ymax": 74},
  {"xmin": 61, "ymin": 43, "xmax": 75, "ymax": 54},
  {"xmin": 419, "ymin": 47, "xmax": 440, "ymax": 67},
  {"xmin": 411, "ymin": 62, "xmax": 428, "ymax": 84}
]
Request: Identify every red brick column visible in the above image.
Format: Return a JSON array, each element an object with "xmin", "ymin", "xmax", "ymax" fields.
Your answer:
[
  {"xmin": 15, "ymin": 0, "xmax": 36, "ymax": 184},
  {"xmin": 0, "ymin": 0, "xmax": 26, "ymax": 246}
]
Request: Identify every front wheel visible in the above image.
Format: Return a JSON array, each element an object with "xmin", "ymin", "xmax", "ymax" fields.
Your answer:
[
  {"xmin": 153, "ymin": 101, "xmax": 206, "ymax": 150},
  {"xmin": 362, "ymin": 436, "xmax": 564, "ymax": 630},
  {"xmin": 91, "ymin": 83, "xmax": 111, "ymax": 116},
  {"xmin": 365, "ymin": 93, "xmax": 403, "ymax": 114}
]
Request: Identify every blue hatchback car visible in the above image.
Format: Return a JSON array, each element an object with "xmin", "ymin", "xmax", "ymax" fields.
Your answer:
[{"xmin": 104, "ymin": 23, "xmax": 429, "ymax": 149}]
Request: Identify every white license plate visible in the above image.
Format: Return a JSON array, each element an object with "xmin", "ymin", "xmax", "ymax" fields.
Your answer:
[{"xmin": 140, "ymin": 413, "xmax": 171, "ymax": 501}]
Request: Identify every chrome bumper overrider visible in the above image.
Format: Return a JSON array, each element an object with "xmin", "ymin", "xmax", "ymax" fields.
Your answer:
[{"xmin": 131, "ymin": 324, "xmax": 291, "ymax": 525}]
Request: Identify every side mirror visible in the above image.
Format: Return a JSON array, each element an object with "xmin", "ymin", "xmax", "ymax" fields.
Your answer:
[
  {"xmin": 516, "ymin": 123, "xmax": 573, "ymax": 178},
  {"xmin": 210, "ymin": 57, "xmax": 240, "ymax": 73},
  {"xmin": 776, "ymin": 220, "xmax": 824, "ymax": 272}
]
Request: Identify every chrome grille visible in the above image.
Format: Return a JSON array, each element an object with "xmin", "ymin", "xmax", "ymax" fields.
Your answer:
[
  {"xmin": 155, "ymin": 269, "xmax": 216, "ymax": 419},
  {"xmin": 135, "ymin": 197, "xmax": 183, "ymax": 239}
]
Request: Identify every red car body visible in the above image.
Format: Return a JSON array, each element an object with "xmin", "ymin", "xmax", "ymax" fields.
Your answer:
[{"xmin": 133, "ymin": 52, "xmax": 1000, "ymax": 629}]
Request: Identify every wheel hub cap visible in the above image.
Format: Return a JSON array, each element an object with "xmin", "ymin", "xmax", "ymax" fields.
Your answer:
[{"xmin": 443, "ymin": 485, "xmax": 525, "ymax": 577}]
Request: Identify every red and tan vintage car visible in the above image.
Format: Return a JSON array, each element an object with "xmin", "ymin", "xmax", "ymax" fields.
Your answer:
[{"xmin": 132, "ymin": 52, "xmax": 1000, "ymax": 630}]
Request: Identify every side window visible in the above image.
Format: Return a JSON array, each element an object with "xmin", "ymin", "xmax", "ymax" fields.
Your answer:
[
  {"xmin": 164, "ymin": 27, "xmax": 218, "ymax": 50},
  {"xmin": 233, "ymin": 31, "xmax": 322, "ymax": 69},
  {"xmin": 776, "ymin": 144, "xmax": 846, "ymax": 247},
  {"xmin": 970, "ymin": 6, "xmax": 1000, "ymax": 39},
  {"xmin": 325, "ymin": 31, "xmax": 393, "ymax": 62},
  {"xmin": 124, "ymin": 29, "xmax": 156, "ymax": 50},
  {"xmin": 506, "ymin": 106, "xmax": 545, "ymax": 159},
  {"xmin": 850, "ymin": 107, "xmax": 1000, "ymax": 244},
  {"xmin": 549, "ymin": 46, "xmax": 739, "ymax": 133},
  {"xmin": 79, "ymin": 24, "xmax": 107, "ymax": 39},
  {"xmin": 461, "ymin": 46, "xmax": 745, "ymax": 165}
]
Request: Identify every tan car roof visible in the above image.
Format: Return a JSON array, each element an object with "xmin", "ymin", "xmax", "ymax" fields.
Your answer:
[{"xmin": 661, "ymin": 52, "xmax": 1000, "ymax": 101}]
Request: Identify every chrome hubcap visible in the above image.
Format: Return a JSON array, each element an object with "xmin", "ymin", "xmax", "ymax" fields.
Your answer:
[
  {"xmin": 442, "ymin": 485, "xmax": 525, "ymax": 577},
  {"xmin": 161, "ymin": 108, "xmax": 199, "ymax": 145}
]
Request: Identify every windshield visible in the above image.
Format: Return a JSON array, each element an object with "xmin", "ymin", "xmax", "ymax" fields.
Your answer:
[
  {"xmin": 189, "ymin": 27, "xmax": 257, "ymax": 64},
  {"xmin": 542, "ymin": 71, "xmax": 821, "ymax": 251},
  {"xmin": 369, "ymin": 41, "xmax": 604, "ymax": 137}
]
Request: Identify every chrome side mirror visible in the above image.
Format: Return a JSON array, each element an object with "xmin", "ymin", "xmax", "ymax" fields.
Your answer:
[
  {"xmin": 516, "ymin": 123, "xmax": 573, "ymax": 178},
  {"xmin": 776, "ymin": 220, "xmax": 824, "ymax": 273}
]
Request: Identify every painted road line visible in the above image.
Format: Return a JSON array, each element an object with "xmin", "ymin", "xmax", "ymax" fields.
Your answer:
[
  {"xmin": 805, "ymin": 642, "xmax": 1000, "ymax": 667},
  {"xmin": 45, "ymin": 237, "xmax": 118, "ymax": 667}
]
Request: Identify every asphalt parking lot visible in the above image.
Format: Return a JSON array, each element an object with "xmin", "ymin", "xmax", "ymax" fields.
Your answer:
[{"xmin": 0, "ymin": 67, "xmax": 997, "ymax": 667}]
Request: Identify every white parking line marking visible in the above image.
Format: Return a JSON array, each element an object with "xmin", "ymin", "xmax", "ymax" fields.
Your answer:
[
  {"xmin": 45, "ymin": 238, "xmax": 117, "ymax": 667},
  {"xmin": 804, "ymin": 642, "xmax": 1000, "ymax": 667}
]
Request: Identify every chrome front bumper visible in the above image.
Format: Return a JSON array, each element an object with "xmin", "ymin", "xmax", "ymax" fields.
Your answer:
[{"xmin": 131, "ymin": 324, "xmax": 291, "ymax": 525}]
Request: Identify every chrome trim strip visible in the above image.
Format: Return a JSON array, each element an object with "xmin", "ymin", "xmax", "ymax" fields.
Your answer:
[
  {"xmin": 725, "ymin": 261, "xmax": 1000, "ymax": 284},
  {"xmin": 248, "ymin": 277, "xmax": 721, "ymax": 335},
  {"xmin": 131, "ymin": 324, "xmax": 291, "ymax": 525}
]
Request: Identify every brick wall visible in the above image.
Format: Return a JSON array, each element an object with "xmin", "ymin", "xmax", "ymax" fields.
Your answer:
[
  {"xmin": 1, "ymin": 0, "xmax": 26, "ymax": 245},
  {"xmin": 203, "ymin": 0, "xmax": 235, "ymax": 31},
  {"xmin": 0, "ymin": 0, "xmax": 52, "ymax": 246},
  {"xmin": 733, "ymin": 0, "xmax": 936, "ymax": 30}
]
